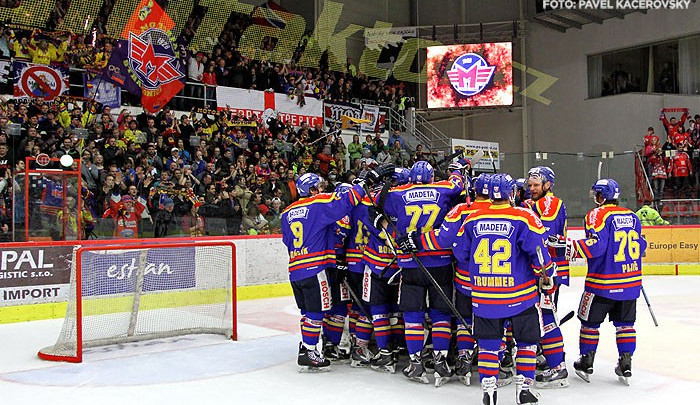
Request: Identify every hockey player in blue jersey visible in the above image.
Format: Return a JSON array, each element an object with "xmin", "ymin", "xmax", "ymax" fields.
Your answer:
[
  {"xmin": 372, "ymin": 160, "xmax": 465, "ymax": 385},
  {"xmin": 282, "ymin": 168, "xmax": 392, "ymax": 371},
  {"xmin": 569, "ymin": 179, "xmax": 647, "ymax": 385},
  {"xmin": 453, "ymin": 173, "xmax": 555, "ymax": 405},
  {"xmin": 526, "ymin": 166, "xmax": 571, "ymax": 388}
]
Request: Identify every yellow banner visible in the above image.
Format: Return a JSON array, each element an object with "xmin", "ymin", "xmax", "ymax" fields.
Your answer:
[{"xmin": 640, "ymin": 226, "xmax": 700, "ymax": 263}]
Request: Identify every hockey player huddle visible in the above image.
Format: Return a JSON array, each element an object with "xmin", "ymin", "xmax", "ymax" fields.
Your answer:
[{"xmin": 281, "ymin": 157, "xmax": 646, "ymax": 405}]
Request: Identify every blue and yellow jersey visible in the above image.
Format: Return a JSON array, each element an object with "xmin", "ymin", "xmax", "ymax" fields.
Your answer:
[
  {"xmin": 454, "ymin": 205, "xmax": 554, "ymax": 319},
  {"xmin": 281, "ymin": 185, "xmax": 364, "ymax": 282},
  {"xmin": 382, "ymin": 173, "xmax": 464, "ymax": 268},
  {"xmin": 351, "ymin": 197, "xmax": 398, "ymax": 277},
  {"xmin": 334, "ymin": 215, "xmax": 352, "ymax": 263},
  {"xmin": 572, "ymin": 205, "xmax": 646, "ymax": 301},
  {"xmin": 419, "ymin": 199, "xmax": 491, "ymax": 296},
  {"xmin": 532, "ymin": 194, "xmax": 570, "ymax": 285}
]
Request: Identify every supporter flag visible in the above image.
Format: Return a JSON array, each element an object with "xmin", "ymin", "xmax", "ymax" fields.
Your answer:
[
  {"xmin": 102, "ymin": 0, "xmax": 185, "ymax": 113},
  {"xmin": 340, "ymin": 115, "xmax": 370, "ymax": 130},
  {"xmin": 83, "ymin": 73, "xmax": 121, "ymax": 109},
  {"xmin": 250, "ymin": 0, "xmax": 291, "ymax": 30}
]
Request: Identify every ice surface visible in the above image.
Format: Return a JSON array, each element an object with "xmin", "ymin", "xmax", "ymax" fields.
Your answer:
[{"xmin": 1, "ymin": 277, "xmax": 699, "ymax": 405}]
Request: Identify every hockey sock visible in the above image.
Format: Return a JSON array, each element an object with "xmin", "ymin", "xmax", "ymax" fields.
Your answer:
[
  {"xmin": 371, "ymin": 304, "xmax": 392, "ymax": 350},
  {"xmin": 347, "ymin": 305, "xmax": 360, "ymax": 336},
  {"xmin": 541, "ymin": 311, "xmax": 565, "ymax": 367},
  {"xmin": 515, "ymin": 342, "xmax": 538, "ymax": 380},
  {"xmin": 478, "ymin": 339, "xmax": 501, "ymax": 382},
  {"xmin": 355, "ymin": 315, "xmax": 373, "ymax": 346},
  {"xmin": 429, "ymin": 309, "xmax": 452, "ymax": 352},
  {"xmin": 579, "ymin": 323, "xmax": 601, "ymax": 355},
  {"xmin": 390, "ymin": 311, "xmax": 405, "ymax": 347},
  {"xmin": 301, "ymin": 312, "xmax": 324, "ymax": 348},
  {"xmin": 506, "ymin": 322, "xmax": 514, "ymax": 347},
  {"xmin": 322, "ymin": 306, "xmax": 346, "ymax": 345},
  {"xmin": 404, "ymin": 311, "xmax": 425, "ymax": 355},
  {"xmin": 456, "ymin": 322, "xmax": 475, "ymax": 353},
  {"xmin": 614, "ymin": 322, "xmax": 636, "ymax": 355}
]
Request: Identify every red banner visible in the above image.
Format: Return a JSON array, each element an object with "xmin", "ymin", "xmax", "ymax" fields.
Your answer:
[{"xmin": 635, "ymin": 150, "xmax": 653, "ymax": 205}]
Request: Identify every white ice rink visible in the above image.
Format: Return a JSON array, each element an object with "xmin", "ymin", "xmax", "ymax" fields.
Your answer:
[{"xmin": 1, "ymin": 276, "xmax": 699, "ymax": 405}]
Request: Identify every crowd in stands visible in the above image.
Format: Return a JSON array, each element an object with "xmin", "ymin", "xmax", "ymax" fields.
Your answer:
[
  {"xmin": 0, "ymin": 93, "xmax": 433, "ymax": 242},
  {"xmin": 641, "ymin": 108, "xmax": 700, "ymax": 218}
]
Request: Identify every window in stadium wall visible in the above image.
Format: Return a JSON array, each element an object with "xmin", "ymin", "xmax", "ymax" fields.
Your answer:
[{"xmin": 588, "ymin": 34, "xmax": 700, "ymax": 99}]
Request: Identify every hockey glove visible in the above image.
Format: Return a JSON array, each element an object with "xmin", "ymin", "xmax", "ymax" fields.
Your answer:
[
  {"xmin": 538, "ymin": 275, "xmax": 556, "ymax": 293},
  {"xmin": 448, "ymin": 158, "xmax": 471, "ymax": 176},
  {"xmin": 566, "ymin": 239, "xmax": 582, "ymax": 260},
  {"xmin": 368, "ymin": 206, "xmax": 386, "ymax": 230},
  {"xmin": 547, "ymin": 234, "xmax": 567, "ymax": 248},
  {"xmin": 396, "ymin": 230, "xmax": 420, "ymax": 253}
]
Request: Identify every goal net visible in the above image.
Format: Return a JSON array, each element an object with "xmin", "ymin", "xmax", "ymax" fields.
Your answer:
[{"xmin": 38, "ymin": 241, "xmax": 236, "ymax": 363}]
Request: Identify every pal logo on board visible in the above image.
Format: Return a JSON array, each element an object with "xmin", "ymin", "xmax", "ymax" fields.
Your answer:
[{"xmin": 447, "ymin": 53, "xmax": 496, "ymax": 97}]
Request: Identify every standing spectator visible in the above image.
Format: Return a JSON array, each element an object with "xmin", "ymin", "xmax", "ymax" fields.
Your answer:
[
  {"xmin": 660, "ymin": 108, "xmax": 688, "ymax": 140},
  {"xmin": 348, "ymin": 134, "xmax": 363, "ymax": 162},
  {"xmin": 81, "ymin": 150, "xmax": 100, "ymax": 193},
  {"xmin": 188, "ymin": 52, "xmax": 205, "ymax": 99},
  {"xmin": 182, "ymin": 201, "xmax": 205, "ymax": 236},
  {"xmin": 648, "ymin": 147, "xmax": 668, "ymax": 205},
  {"xmin": 153, "ymin": 197, "xmax": 178, "ymax": 237},
  {"xmin": 202, "ymin": 65, "xmax": 217, "ymax": 108},
  {"xmin": 670, "ymin": 148, "xmax": 693, "ymax": 197}
]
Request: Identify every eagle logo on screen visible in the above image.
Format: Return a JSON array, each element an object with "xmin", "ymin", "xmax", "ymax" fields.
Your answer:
[
  {"xmin": 128, "ymin": 29, "xmax": 184, "ymax": 91},
  {"xmin": 447, "ymin": 53, "xmax": 496, "ymax": 97}
]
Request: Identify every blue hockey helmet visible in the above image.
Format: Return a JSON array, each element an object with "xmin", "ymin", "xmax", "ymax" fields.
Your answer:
[
  {"xmin": 488, "ymin": 173, "xmax": 516, "ymax": 201},
  {"xmin": 527, "ymin": 166, "xmax": 555, "ymax": 187},
  {"xmin": 296, "ymin": 173, "xmax": 322, "ymax": 197},
  {"xmin": 515, "ymin": 177, "xmax": 531, "ymax": 199},
  {"xmin": 334, "ymin": 182, "xmax": 353, "ymax": 194},
  {"xmin": 472, "ymin": 173, "xmax": 492, "ymax": 197},
  {"xmin": 591, "ymin": 178, "xmax": 620, "ymax": 203},
  {"xmin": 392, "ymin": 167, "xmax": 411, "ymax": 185},
  {"xmin": 409, "ymin": 161, "xmax": 434, "ymax": 184}
]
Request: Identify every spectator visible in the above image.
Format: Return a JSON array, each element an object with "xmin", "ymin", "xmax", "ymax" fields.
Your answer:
[
  {"xmin": 636, "ymin": 202, "xmax": 670, "ymax": 226},
  {"xmin": 388, "ymin": 129, "xmax": 406, "ymax": 150},
  {"xmin": 348, "ymin": 134, "xmax": 363, "ymax": 161}
]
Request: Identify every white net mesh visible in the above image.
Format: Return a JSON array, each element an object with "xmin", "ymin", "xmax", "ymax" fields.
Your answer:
[{"xmin": 38, "ymin": 242, "xmax": 235, "ymax": 362}]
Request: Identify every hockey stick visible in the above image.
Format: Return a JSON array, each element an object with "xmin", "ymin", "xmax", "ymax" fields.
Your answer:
[
  {"xmin": 342, "ymin": 279, "xmax": 372, "ymax": 321},
  {"xmin": 535, "ymin": 245, "xmax": 552, "ymax": 287},
  {"xmin": 640, "ymin": 285, "xmax": 659, "ymax": 327},
  {"xmin": 559, "ymin": 310, "xmax": 575, "ymax": 325},
  {"xmin": 363, "ymin": 184, "xmax": 471, "ymax": 331}
]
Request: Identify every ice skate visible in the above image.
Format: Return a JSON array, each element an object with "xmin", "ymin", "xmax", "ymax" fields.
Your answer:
[
  {"xmin": 403, "ymin": 354, "xmax": 430, "ymax": 384},
  {"xmin": 535, "ymin": 361, "xmax": 569, "ymax": 388},
  {"xmin": 615, "ymin": 352, "xmax": 632, "ymax": 386},
  {"xmin": 350, "ymin": 345, "xmax": 373, "ymax": 368},
  {"xmin": 298, "ymin": 343, "xmax": 331, "ymax": 372},
  {"xmin": 497, "ymin": 367, "xmax": 513, "ymax": 387},
  {"xmin": 454, "ymin": 350, "xmax": 474, "ymax": 386},
  {"xmin": 574, "ymin": 351, "xmax": 595, "ymax": 383},
  {"xmin": 433, "ymin": 351, "xmax": 453, "ymax": 387},
  {"xmin": 323, "ymin": 340, "xmax": 350, "ymax": 363},
  {"xmin": 370, "ymin": 349, "xmax": 397, "ymax": 373}
]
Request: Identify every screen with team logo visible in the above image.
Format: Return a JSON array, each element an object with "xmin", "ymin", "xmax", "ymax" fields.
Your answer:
[{"xmin": 426, "ymin": 42, "xmax": 513, "ymax": 108}]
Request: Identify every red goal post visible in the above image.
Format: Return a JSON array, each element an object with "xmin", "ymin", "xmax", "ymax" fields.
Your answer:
[{"xmin": 38, "ymin": 240, "xmax": 237, "ymax": 363}]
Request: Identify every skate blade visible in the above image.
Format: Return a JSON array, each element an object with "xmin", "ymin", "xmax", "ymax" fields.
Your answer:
[
  {"xmin": 618, "ymin": 375, "xmax": 630, "ymax": 386},
  {"xmin": 575, "ymin": 370, "xmax": 591, "ymax": 383},
  {"xmin": 371, "ymin": 364, "xmax": 397, "ymax": 373},
  {"xmin": 298, "ymin": 365, "xmax": 331, "ymax": 373},
  {"xmin": 406, "ymin": 374, "xmax": 430, "ymax": 384},
  {"xmin": 535, "ymin": 378, "xmax": 569, "ymax": 389},
  {"xmin": 457, "ymin": 374, "xmax": 472, "ymax": 386},
  {"xmin": 434, "ymin": 374, "xmax": 451, "ymax": 387}
]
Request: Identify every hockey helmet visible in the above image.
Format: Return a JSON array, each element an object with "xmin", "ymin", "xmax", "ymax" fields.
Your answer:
[
  {"xmin": 591, "ymin": 178, "xmax": 620, "ymax": 203},
  {"xmin": 392, "ymin": 167, "xmax": 411, "ymax": 185},
  {"xmin": 296, "ymin": 173, "xmax": 322, "ymax": 197},
  {"xmin": 334, "ymin": 182, "xmax": 353, "ymax": 194},
  {"xmin": 472, "ymin": 173, "xmax": 492, "ymax": 197},
  {"xmin": 488, "ymin": 173, "xmax": 516, "ymax": 201},
  {"xmin": 527, "ymin": 166, "xmax": 555, "ymax": 187},
  {"xmin": 515, "ymin": 177, "xmax": 531, "ymax": 199},
  {"xmin": 409, "ymin": 161, "xmax": 434, "ymax": 184}
]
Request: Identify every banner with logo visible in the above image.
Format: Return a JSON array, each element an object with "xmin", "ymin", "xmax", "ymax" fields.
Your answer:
[
  {"xmin": 639, "ymin": 226, "xmax": 700, "ymax": 263},
  {"xmin": 83, "ymin": 73, "xmax": 122, "ymax": 109},
  {"xmin": 0, "ymin": 246, "xmax": 74, "ymax": 305},
  {"xmin": 323, "ymin": 100, "xmax": 387, "ymax": 133},
  {"xmin": 12, "ymin": 62, "xmax": 70, "ymax": 101},
  {"xmin": 82, "ymin": 247, "xmax": 196, "ymax": 296},
  {"xmin": 0, "ymin": 60, "xmax": 11, "ymax": 84},
  {"xmin": 450, "ymin": 138, "xmax": 500, "ymax": 171},
  {"xmin": 102, "ymin": 0, "xmax": 185, "ymax": 112},
  {"xmin": 217, "ymin": 87, "xmax": 323, "ymax": 127}
]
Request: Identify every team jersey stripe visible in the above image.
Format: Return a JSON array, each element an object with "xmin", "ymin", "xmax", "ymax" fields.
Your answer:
[
  {"xmin": 472, "ymin": 285, "xmax": 538, "ymax": 299},
  {"xmin": 463, "ymin": 211, "xmax": 545, "ymax": 234}
]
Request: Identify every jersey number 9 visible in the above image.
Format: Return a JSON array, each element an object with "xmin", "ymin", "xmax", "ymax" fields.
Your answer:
[{"xmin": 291, "ymin": 222, "xmax": 304, "ymax": 248}]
